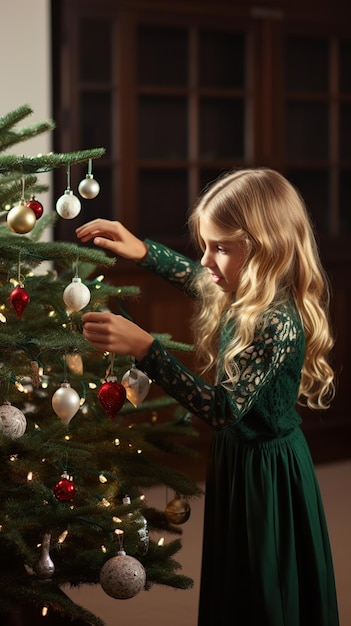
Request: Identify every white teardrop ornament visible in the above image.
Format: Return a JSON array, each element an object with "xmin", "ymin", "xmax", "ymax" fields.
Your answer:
[{"xmin": 52, "ymin": 382, "xmax": 81, "ymax": 424}]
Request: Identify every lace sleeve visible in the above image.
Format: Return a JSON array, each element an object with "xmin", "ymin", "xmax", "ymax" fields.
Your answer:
[
  {"xmin": 139, "ymin": 240, "xmax": 199, "ymax": 297},
  {"xmin": 136, "ymin": 310, "xmax": 301, "ymax": 430}
]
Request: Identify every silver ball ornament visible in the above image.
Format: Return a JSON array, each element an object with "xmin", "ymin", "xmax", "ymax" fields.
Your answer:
[
  {"xmin": 78, "ymin": 174, "xmax": 100, "ymax": 199},
  {"xmin": 56, "ymin": 189, "xmax": 81, "ymax": 219},
  {"xmin": 7, "ymin": 200, "xmax": 37, "ymax": 234},
  {"xmin": 0, "ymin": 402, "xmax": 27, "ymax": 439},
  {"xmin": 99, "ymin": 551, "xmax": 146, "ymax": 599},
  {"xmin": 52, "ymin": 382, "xmax": 81, "ymax": 424},
  {"xmin": 63, "ymin": 277, "xmax": 91, "ymax": 312}
]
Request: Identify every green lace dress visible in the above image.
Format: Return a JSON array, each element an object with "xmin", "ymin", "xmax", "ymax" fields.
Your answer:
[{"xmin": 137, "ymin": 241, "xmax": 339, "ymax": 626}]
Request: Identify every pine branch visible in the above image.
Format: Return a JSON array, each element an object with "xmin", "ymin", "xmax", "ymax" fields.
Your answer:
[
  {"xmin": 0, "ymin": 150, "xmax": 105, "ymax": 174},
  {"xmin": 0, "ymin": 104, "xmax": 56, "ymax": 152}
]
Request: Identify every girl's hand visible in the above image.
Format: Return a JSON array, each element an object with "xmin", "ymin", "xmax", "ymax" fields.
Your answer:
[
  {"xmin": 82, "ymin": 311, "xmax": 154, "ymax": 360},
  {"xmin": 76, "ymin": 219, "xmax": 148, "ymax": 262}
]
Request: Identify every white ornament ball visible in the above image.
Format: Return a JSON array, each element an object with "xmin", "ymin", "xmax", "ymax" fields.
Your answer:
[
  {"xmin": 99, "ymin": 551, "xmax": 146, "ymax": 599},
  {"xmin": 63, "ymin": 277, "xmax": 91, "ymax": 312},
  {"xmin": 52, "ymin": 382, "xmax": 81, "ymax": 425},
  {"xmin": 56, "ymin": 190, "xmax": 81, "ymax": 219},
  {"xmin": 0, "ymin": 402, "xmax": 27, "ymax": 439},
  {"xmin": 78, "ymin": 174, "xmax": 100, "ymax": 199}
]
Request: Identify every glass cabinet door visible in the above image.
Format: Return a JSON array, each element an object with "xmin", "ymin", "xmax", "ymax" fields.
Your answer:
[{"xmin": 135, "ymin": 22, "xmax": 252, "ymax": 242}]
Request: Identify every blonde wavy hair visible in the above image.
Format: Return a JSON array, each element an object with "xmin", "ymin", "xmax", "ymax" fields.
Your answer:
[{"xmin": 188, "ymin": 167, "xmax": 335, "ymax": 410}]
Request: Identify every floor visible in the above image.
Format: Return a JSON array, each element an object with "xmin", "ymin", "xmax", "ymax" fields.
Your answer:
[{"xmin": 65, "ymin": 459, "xmax": 351, "ymax": 625}]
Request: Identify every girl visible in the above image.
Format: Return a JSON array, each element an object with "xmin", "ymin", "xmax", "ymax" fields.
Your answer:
[{"xmin": 76, "ymin": 168, "xmax": 339, "ymax": 626}]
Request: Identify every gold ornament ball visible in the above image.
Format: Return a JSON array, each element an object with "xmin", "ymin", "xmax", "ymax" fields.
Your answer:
[
  {"xmin": 7, "ymin": 200, "xmax": 37, "ymax": 234},
  {"xmin": 165, "ymin": 497, "xmax": 191, "ymax": 525}
]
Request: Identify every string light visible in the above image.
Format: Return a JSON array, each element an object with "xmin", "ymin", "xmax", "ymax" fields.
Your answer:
[
  {"xmin": 27, "ymin": 471, "xmax": 33, "ymax": 481},
  {"xmin": 114, "ymin": 438, "xmax": 120, "ymax": 446},
  {"xmin": 99, "ymin": 473, "xmax": 107, "ymax": 483},
  {"xmin": 58, "ymin": 530, "xmax": 68, "ymax": 544},
  {"xmin": 114, "ymin": 528, "xmax": 124, "ymax": 551},
  {"xmin": 42, "ymin": 606, "xmax": 48, "ymax": 617},
  {"xmin": 158, "ymin": 537, "xmax": 165, "ymax": 546},
  {"xmin": 101, "ymin": 545, "xmax": 107, "ymax": 553}
]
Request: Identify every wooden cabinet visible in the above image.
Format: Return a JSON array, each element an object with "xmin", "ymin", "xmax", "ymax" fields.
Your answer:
[{"xmin": 52, "ymin": 0, "xmax": 351, "ymax": 463}]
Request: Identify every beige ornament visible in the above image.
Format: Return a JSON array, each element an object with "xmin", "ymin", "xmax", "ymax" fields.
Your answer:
[{"xmin": 121, "ymin": 367, "xmax": 151, "ymax": 407}]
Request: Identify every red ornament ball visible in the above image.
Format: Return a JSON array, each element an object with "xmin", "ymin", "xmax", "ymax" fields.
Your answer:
[
  {"xmin": 10, "ymin": 285, "xmax": 30, "ymax": 319},
  {"xmin": 54, "ymin": 473, "xmax": 76, "ymax": 502},
  {"xmin": 27, "ymin": 196, "xmax": 44, "ymax": 219},
  {"xmin": 98, "ymin": 377, "xmax": 126, "ymax": 419}
]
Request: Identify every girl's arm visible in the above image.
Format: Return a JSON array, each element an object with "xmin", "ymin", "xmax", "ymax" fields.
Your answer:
[
  {"xmin": 82, "ymin": 309, "xmax": 300, "ymax": 430},
  {"xmin": 76, "ymin": 219, "xmax": 199, "ymax": 297},
  {"xmin": 139, "ymin": 240, "xmax": 199, "ymax": 297}
]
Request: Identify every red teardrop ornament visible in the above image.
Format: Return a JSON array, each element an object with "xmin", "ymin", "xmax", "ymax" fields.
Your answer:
[
  {"xmin": 27, "ymin": 195, "xmax": 44, "ymax": 219},
  {"xmin": 10, "ymin": 285, "xmax": 30, "ymax": 319},
  {"xmin": 54, "ymin": 472, "xmax": 76, "ymax": 502},
  {"xmin": 98, "ymin": 377, "xmax": 126, "ymax": 419}
]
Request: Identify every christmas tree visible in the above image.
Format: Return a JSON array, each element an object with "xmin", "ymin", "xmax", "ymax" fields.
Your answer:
[{"xmin": 0, "ymin": 105, "xmax": 201, "ymax": 626}]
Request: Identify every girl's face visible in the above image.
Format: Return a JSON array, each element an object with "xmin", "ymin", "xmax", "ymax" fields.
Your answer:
[{"xmin": 199, "ymin": 215, "xmax": 246, "ymax": 293}]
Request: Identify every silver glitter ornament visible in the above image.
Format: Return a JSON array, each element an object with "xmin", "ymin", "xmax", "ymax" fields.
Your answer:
[
  {"xmin": 99, "ymin": 550, "xmax": 146, "ymax": 599},
  {"xmin": 0, "ymin": 402, "xmax": 27, "ymax": 439}
]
